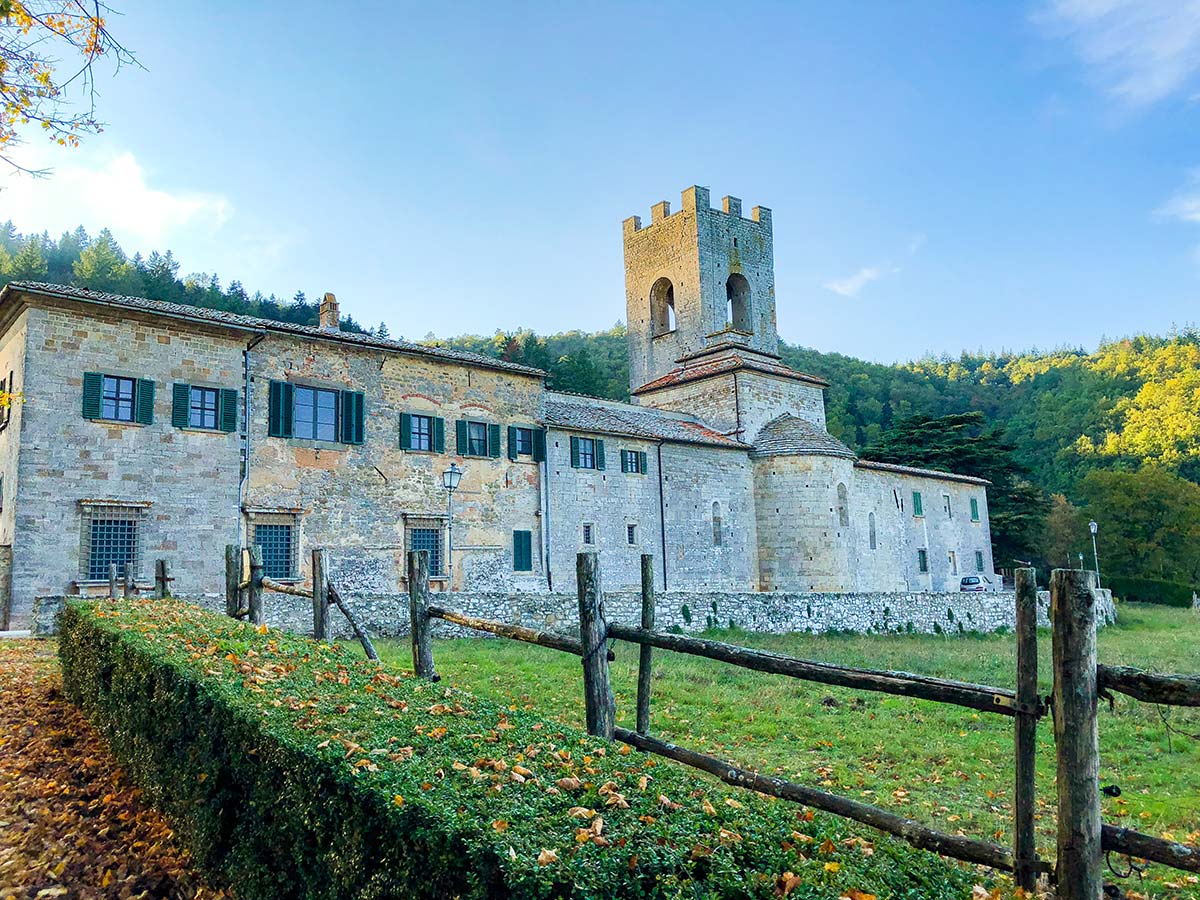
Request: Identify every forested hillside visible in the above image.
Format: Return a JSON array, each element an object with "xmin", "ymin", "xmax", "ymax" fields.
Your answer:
[{"xmin": 3, "ymin": 220, "xmax": 1197, "ymax": 587}]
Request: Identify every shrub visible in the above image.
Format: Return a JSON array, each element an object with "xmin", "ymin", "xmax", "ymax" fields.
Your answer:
[
  {"xmin": 1106, "ymin": 577, "xmax": 1196, "ymax": 608},
  {"xmin": 59, "ymin": 600, "xmax": 979, "ymax": 899}
]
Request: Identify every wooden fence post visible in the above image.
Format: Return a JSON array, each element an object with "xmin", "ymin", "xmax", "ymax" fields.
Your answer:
[
  {"xmin": 312, "ymin": 548, "xmax": 330, "ymax": 640},
  {"xmin": 577, "ymin": 552, "xmax": 614, "ymax": 740},
  {"xmin": 122, "ymin": 567, "xmax": 134, "ymax": 599},
  {"xmin": 1013, "ymin": 567, "xmax": 1040, "ymax": 892},
  {"xmin": 1052, "ymin": 567, "xmax": 1102, "ymax": 900},
  {"xmin": 408, "ymin": 550, "xmax": 437, "ymax": 679},
  {"xmin": 154, "ymin": 559, "xmax": 171, "ymax": 599},
  {"xmin": 247, "ymin": 545, "xmax": 265, "ymax": 627},
  {"xmin": 108, "ymin": 563, "xmax": 119, "ymax": 599},
  {"xmin": 636, "ymin": 553, "xmax": 655, "ymax": 735},
  {"xmin": 225, "ymin": 544, "xmax": 240, "ymax": 617}
]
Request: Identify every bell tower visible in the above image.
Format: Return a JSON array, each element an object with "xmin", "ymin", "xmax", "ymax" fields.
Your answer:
[{"xmin": 623, "ymin": 185, "xmax": 778, "ymax": 395}]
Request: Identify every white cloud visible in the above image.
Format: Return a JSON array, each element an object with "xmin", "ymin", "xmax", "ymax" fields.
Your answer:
[
  {"xmin": 1037, "ymin": 0, "xmax": 1200, "ymax": 106},
  {"xmin": 823, "ymin": 265, "xmax": 897, "ymax": 298},
  {"xmin": 0, "ymin": 146, "xmax": 231, "ymax": 249},
  {"xmin": 1156, "ymin": 169, "xmax": 1200, "ymax": 223}
]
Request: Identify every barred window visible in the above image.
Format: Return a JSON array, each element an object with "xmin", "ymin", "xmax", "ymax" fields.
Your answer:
[
  {"xmin": 190, "ymin": 386, "xmax": 219, "ymax": 429},
  {"xmin": 102, "ymin": 375, "xmax": 137, "ymax": 422},
  {"xmin": 409, "ymin": 526, "xmax": 444, "ymax": 576},
  {"xmin": 254, "ymin": 523, "xmax": 297, "ymax": 580},
  {"xmin": 82, "ymin": 505, "xmax": 143, "ymax": 581}
]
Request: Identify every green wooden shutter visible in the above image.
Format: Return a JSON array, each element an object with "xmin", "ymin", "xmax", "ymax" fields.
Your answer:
[
  {"xmin": 455, "ymin": 419, "xmax": 468, "ymax": 455},
  {"xmin": 341, "ymin": 390, "xmax": 364, "ymax": 445},
  {"xmin": 507, "ymin": 425, "xmax": 518, "ymax": 460},
  {"xmin": 970, "ymin": 498, "xmax": 979, "ymax": 521},
  {"xmin": 433, "ymin": 417, "xmax": 445, "ymax": 453},
  {"xmin": 220, "ymin": 388, "xmax": 238, "ymax": 433},
  {"xmin": 595, "ymin": 439, "xmax": 606, "ymax": 471},
  {"xmin": 399, "ymin": 412, "xmax": 412, "ymax": 450},
  {"xmin": 912, "ymin": 491, "xmax": 923, "ymax": 517},
  {"xmin": 639, "ymin": 451, "xmax": 648, "ymax": 474},
  {"xmin": 82, "ymin": 372, "xmax": 103, "ymax": 419},
  {"xmin": 135, "ymin": 379, "xmax": 155, "ymax": 425},
  {"xmin": 268, "ymin": 380, "xmax": 293, "ymax": 438},
  {"xmin": 172, "ymin": 383, "xmax": 191, "ymax": 428},
  {"xmin": 620, "ymin": 449, "xmax": 630, "ymax": 473},
  {"xmin": 570, "ymin": 435, "xmax": 580, "ymax": 467},
  {"xmin": 514, "ymin": 530, "xmax": 532, "ymax": 572},
  {"xmin": 488, "ymin": 423, "xmax": 501, "ymax": 458},
  {"xmin": 532, "ymin": 428, "xmax": 546, "ymax": 462}
]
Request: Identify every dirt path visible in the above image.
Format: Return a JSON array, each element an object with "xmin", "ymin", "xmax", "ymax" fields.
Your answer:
[{"xmin": 0, "ymin": 639, "xmax": 224, "ymax": 899}]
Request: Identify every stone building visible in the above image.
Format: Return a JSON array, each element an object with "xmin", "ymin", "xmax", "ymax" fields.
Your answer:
[{"xmin": 0, "ymin": 186, "xmax": 994, "ymax": 628}]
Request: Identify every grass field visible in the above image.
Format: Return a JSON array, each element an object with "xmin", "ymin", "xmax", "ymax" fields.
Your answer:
[{"xmin": 377, "ymin": 603, "xmax": 1199, "ymax": 895}]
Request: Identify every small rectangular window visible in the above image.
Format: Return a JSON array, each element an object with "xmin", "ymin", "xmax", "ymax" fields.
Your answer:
[
  {"xmin": 411, "ymin": 414, "xmax": 433, "ymax": 451},
  {"xmin": 189, "ymin": 386, "xmax": 220, "ymax": 430},
  {"xmin": 626, "ymin": 523, "xmax": 637, "ymax": 545},
  {"xmin": 917, "ymin": 548, "xmax": 928, "ymax": 573},
  {"xmin": 578, "ymin": 438, "xmax": 596, "ymax": 469},
  {"xmin": 293, "ymin": 385, "xmax": 339, "ymax": 442},
  {"xmin": 975, "ymin": 550, "xmax": 985, "ymax": 572},
  {"xmin": 409, "ymin": 526, "xmax": 444, "ymax": 576},
  {"xmin": 970, "ymin": 497, "xmax": 980, "ymax": 522},
  {"xmin": 912, "ymin": 491, "xmax": 923, "ymax": 517},
  {"xmin": 943, "ymin": 494, "xmax": 953, "ymax": 518},
  {"xmin": 582, "ymin": 523, "xmax": 594, "ymax": 545},
  {"xmin": 102, "ymin": 375, "xmax": 137, "ymax": 422},
  {"xmin": 514, "ymin": 427, "xmax": 534, "ymax": 456},
  {"xmin": 255, "ymin": 523, "xmax": 297, "ymax": 580}
]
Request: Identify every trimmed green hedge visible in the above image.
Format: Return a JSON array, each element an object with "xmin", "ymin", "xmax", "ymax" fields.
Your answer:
[
  {"xmin": 60, "ymin": 600, "xmax": 980, "ymax": 899},
  {"xmin": 1106, "ymin": 577, "xmax": 1196, "ymax": 608}
]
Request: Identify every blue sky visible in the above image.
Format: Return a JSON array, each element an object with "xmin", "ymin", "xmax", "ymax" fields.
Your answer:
[{"xmin": 4, "ymin": 0, "xmax": 1200, "ymax": 363}]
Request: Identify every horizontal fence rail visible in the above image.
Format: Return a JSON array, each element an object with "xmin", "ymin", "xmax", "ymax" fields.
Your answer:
[
  {"xmin": 1097, "ymin": 665, "xmax": 1200, "ymax": 708},
  {"xmin": 606, "ymin": 623, "xmax": 1034, "ymax": 717},
  {"xmin": 1102, "ymin": 825, "xmax": 1200, "ymax": 874},
  {"xmin": 614, "ymin": 727, "xmax": 1043, "ymax": 876}
]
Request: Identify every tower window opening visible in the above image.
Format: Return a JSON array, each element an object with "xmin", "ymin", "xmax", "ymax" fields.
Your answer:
[
  {"xmin": 725, "ymin": 273, "xmax": 751, "ymax": 332},
  {"xmin": 650, "ymin": 277, "xmax": 676, "ymax": 337},
  {"xmin": 711, "ymin": 501, "xmax": 722, "ymax": 546},
  {"xmin": 836, "ymin": 483, "xmax": 849, "ymax": 528}
]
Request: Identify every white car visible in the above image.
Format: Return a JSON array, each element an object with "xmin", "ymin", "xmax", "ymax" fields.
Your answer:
[{"xmin": 959, "ymin": 575, "xmax": 1001, "ymax": 592}]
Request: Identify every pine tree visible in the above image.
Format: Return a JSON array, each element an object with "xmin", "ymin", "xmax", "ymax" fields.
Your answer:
[
  {"xmin": 8, "ymin": 237, "xmax": 49, "ymax": 280},
  {"xmin": 72, "ymin": 229, "xmax": 142, "ymax": 295},
  {"xmin": 377, "ymin": 321, "xmax": 391, "ymax": 339}
]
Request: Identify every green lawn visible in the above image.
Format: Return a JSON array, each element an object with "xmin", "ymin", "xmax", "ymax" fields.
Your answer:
[{"xmin": 376, "ymin": 604, "xmax": 1199, "ymax": 895}]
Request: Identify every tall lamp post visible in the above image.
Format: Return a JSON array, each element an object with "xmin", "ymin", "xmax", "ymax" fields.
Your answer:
[
  {"xmin": 442, "ymin": 463, "xmax": 463, "ymax": 590},
  {"xmin": 1089, "ymin": 520, "xmax": 1100, "ymax": 585}
]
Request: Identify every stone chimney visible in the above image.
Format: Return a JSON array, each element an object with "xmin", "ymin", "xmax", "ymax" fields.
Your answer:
[{"xmin": 319, "ymin": 292, "xmax": 340, "ymax": 331}]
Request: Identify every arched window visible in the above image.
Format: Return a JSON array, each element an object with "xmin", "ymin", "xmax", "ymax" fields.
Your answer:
[
  {"xmin": 650, "ymin": 277, "xmax": 676, "ymax": 336},
  {"xmin": 836, "ymin": 483, "xmax": 849, "ymax": 527},
  {"xmin": 725, "ymin": 273, "xmax": 751, "ymax": 332},
  {"xmin": 712, "ymin": 501, "xmax": 723, "ymax": 546},
  {"xmin": 868, "ymin": 512, "xmax": 876, "ymax": 550}
]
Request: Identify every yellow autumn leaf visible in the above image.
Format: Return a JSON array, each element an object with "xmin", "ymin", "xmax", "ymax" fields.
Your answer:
[{"xmin": 824, "ymin": 861, "xmax": 841, "ymax": 873}]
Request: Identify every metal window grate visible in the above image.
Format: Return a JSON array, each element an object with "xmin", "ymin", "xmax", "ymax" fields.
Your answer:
[
  {"xmin": 255, "ymin": 523, "xmax": 296, "ymax": 579},
  {"xmin": 86, "ymin": 508, "xmax": 140, "ymax": 580},
  {"xmin": 409, "ymin": 527, "xmax": 443, "ymax": 576}
]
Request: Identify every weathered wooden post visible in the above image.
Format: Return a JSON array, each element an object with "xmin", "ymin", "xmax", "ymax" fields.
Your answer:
[
  {"xmin": 1013, "ymin": 567, "xmax": 1040, "ymax": 892},
  {"xmin": 247, "ymin": 545, "xmax": 265, "ymax": 627},
  {"xmin": 408, "ymin": 550, "xmax": 436, "ymax": 679},
  {"xmin": 225, "ymin": 544, "xmax": 240, "ymax": 617},
  {"xmin": 1052, "ymin": 567, "xmax": 1102, "ymax": 900},
  {"xmin": 577, "ymin": 551, "xmax": 614, "ymax": 740},
  {"xmin": 153, "ymin": 559, "xmax": 171, "ymax": 599},
  {"xmin": 636, "ymin": 553, "xmax": 655, "ymax": 735},
  {"xmin": 122, "ymin": 567, "xmax": 134, "ymax": 599},
  {"xmin": 312, "ymin": 548, "xmax": 330, "ymax": 640},
  {"xmin": 108, "ymin": 563, "xmax": 119, "ymax": 599}
]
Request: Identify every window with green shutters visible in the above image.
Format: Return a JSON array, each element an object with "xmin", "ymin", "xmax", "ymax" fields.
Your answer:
[
  {"xmin": 620, "ymin": 449, "xmax": 648, "ymax": 474},
  {"xmin": 172, "ymin": 383, "xmax": 238, "ymax": 432},
  {"xmin": 570, "ymin": 435, "xmax": 605, "ymax": 470},
  {"xmin": 455, "ymin": 419, "xmax": 500, "ymax": 457},
  {"xmin": 513, "ymin": 530, "xmax": 533, "ymax": 572},
  {"xmin": 83, "ymin": 372, "xmax": 153, "ymax": 424},
  {"xmin": 970, "ymin": 497, "xmax": 980, "ymax": 521},
  {"xmin": 400, "ymin": 412, "xmax": 444, "ymax": 452},
  {"xmin": 268, "ymin": 380, "xmax": 363, "ymax": 445},
  {"xmin": 505, "ymin": 425, "xmax": 546, "ymax": 462},
  {"xmin": 912, "ymin": 491, "xmax": 924, "ymax": 517}
]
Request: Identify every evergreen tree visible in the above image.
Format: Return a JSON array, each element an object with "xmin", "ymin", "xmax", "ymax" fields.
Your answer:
[
  {"xmin": 8, "ymin": 237, "xmax": 49, "ymax": 280},
  {"xmin": 0, "ymin": 221, "xmax": 17, "ymax": 255},
  {"xmin": 377, "ymin": 321, "xmax": 391, "ymax": 339},
  {"xmin": 143, "ymin": 250, "xmax": 181, "ymax": 300},
  {"xmin": 72, "ymin": 229, "xmax": 142, "ymax": 295}
]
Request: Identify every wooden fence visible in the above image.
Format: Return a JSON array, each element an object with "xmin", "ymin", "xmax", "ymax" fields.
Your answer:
[{"xmin": 404, "ymin": 550, "xmax": 1200, "ymax": 899}]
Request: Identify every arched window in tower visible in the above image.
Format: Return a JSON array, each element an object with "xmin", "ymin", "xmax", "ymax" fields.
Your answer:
[
  {"xmin": 711, "ymin": 501, "xmax": 723, "ymax": 546},
  {"xmin": 725, "ymin": 273, "xmax": 752, "ymax": 332},
  {"xmin": 868, "ymin": 512, "xmax": 877, "ymax": 550},
  {"xmin": 650, "ymin": 277, "xmax": 676, "ymax": 337},
  {"xmin": 836, "ymin": 483, "xmax": 849, "ymax": 528}
]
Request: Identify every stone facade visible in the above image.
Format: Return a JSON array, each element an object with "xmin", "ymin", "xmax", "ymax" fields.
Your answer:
[{"xmin": 0, "ymin": 183, "xmax": 997, "ymax": 628}]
